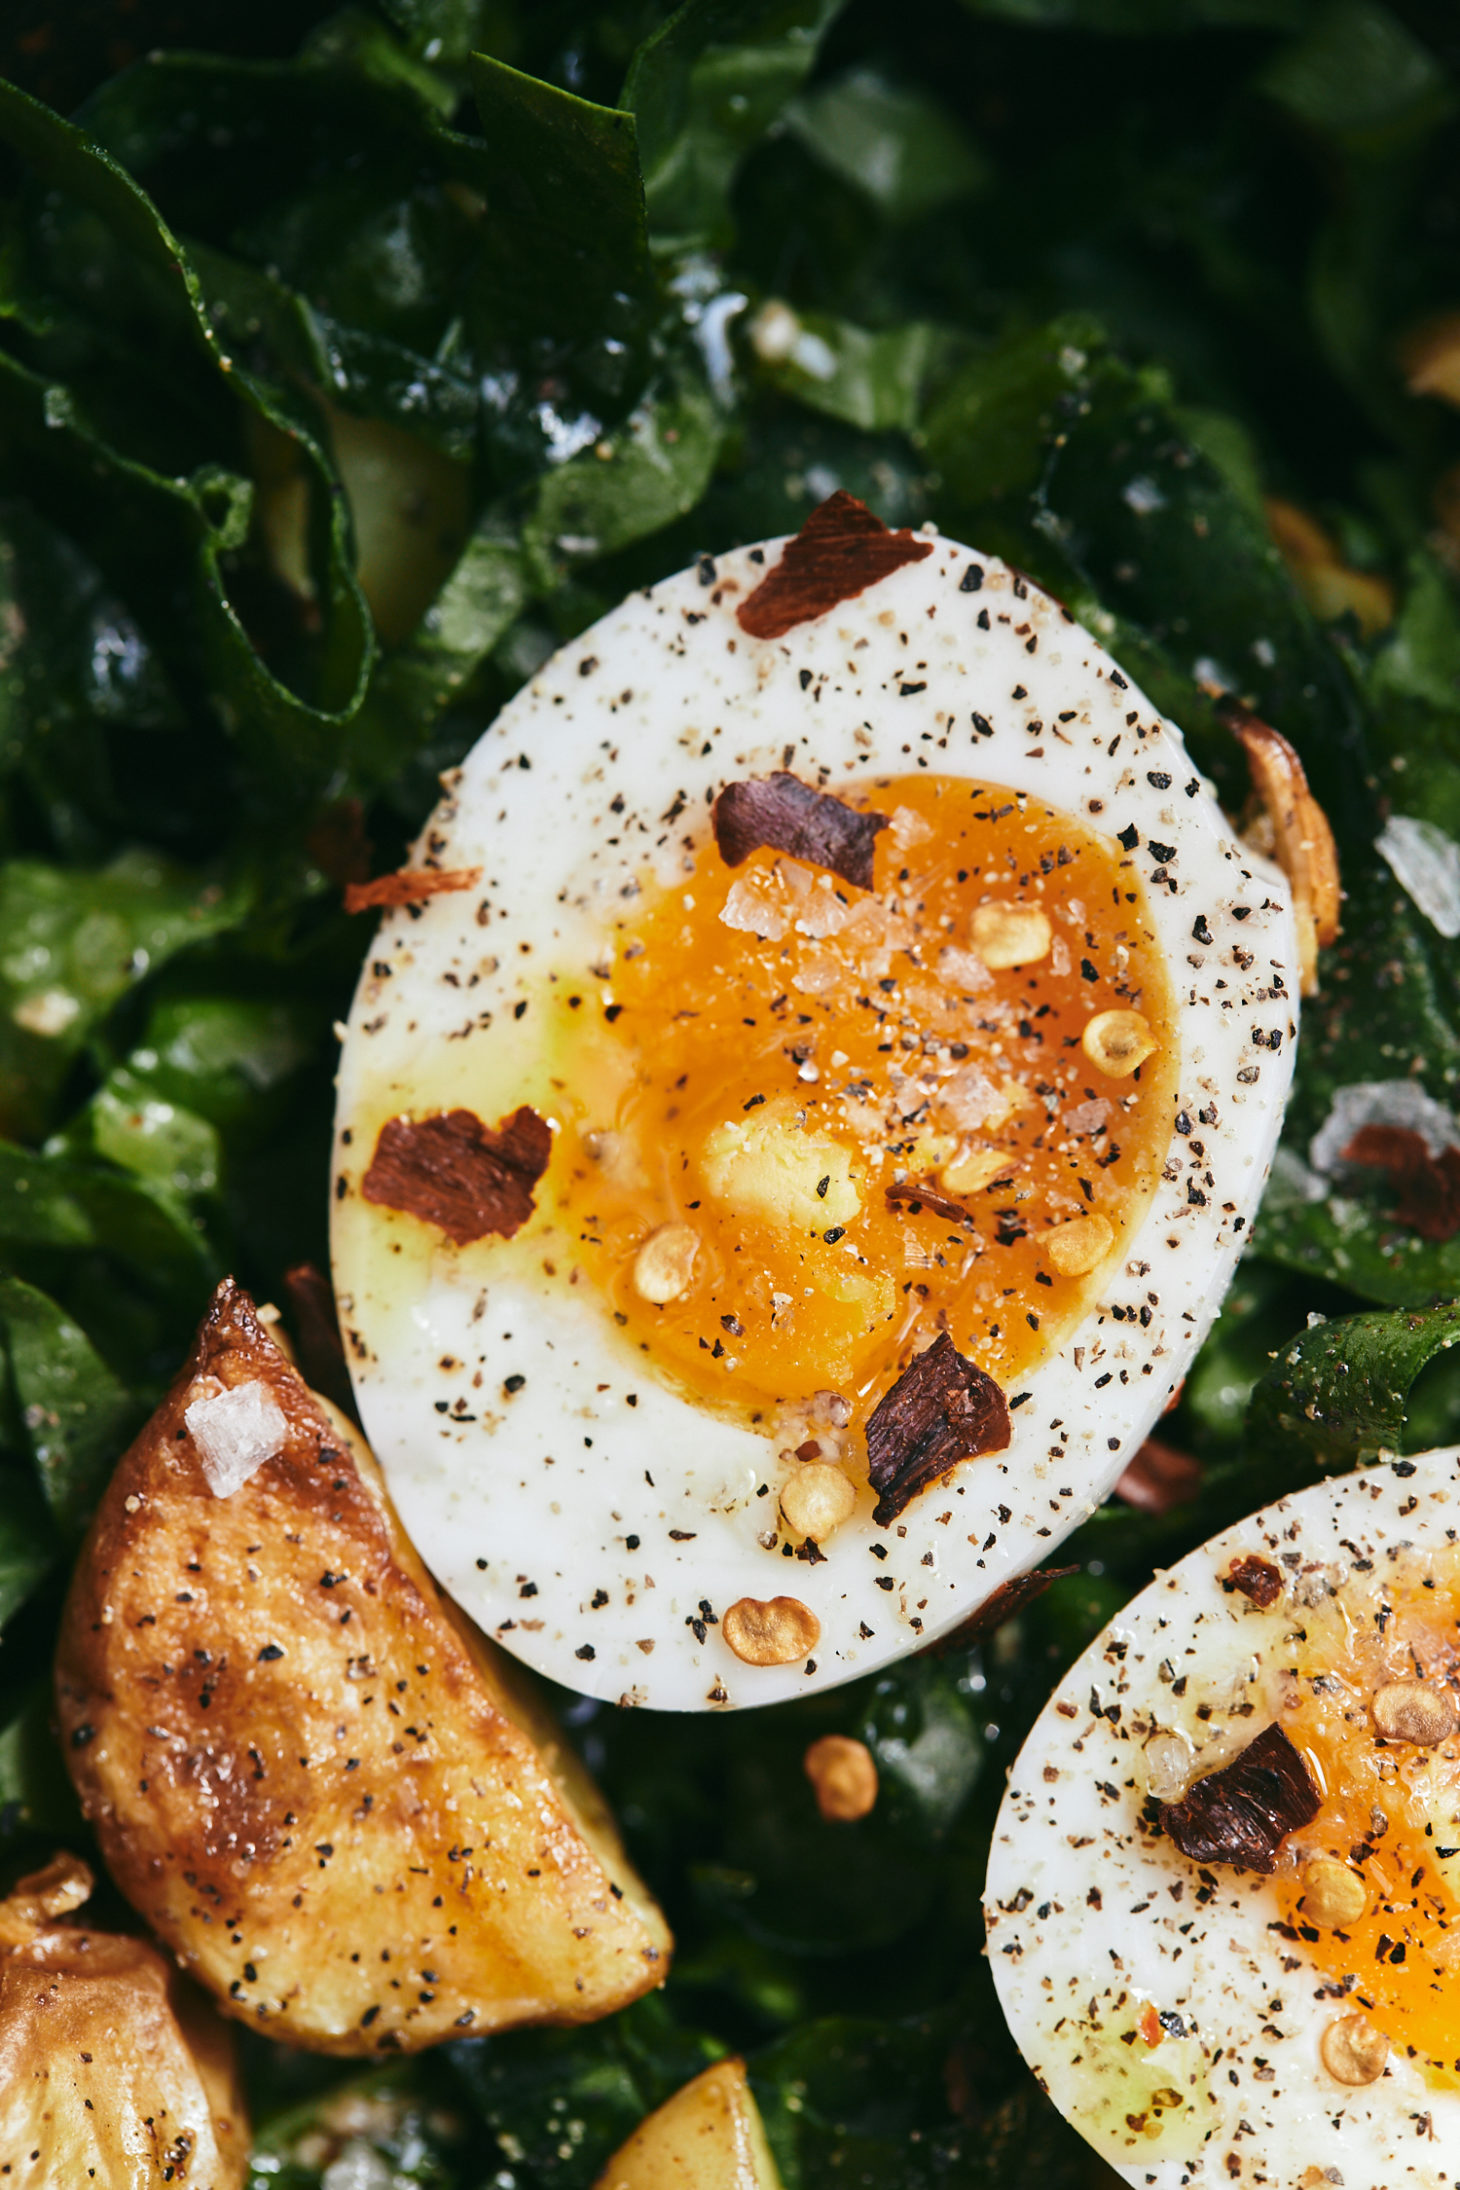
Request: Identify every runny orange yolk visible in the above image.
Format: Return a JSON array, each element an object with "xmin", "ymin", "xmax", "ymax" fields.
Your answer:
[
  {"xmin": 1272, "ymin": 1553, "xmax": 1460, "ymax": 2086},
  {"xmin": 544, "ymin": 772, "xmax": 1177, "ymax": 1431}
]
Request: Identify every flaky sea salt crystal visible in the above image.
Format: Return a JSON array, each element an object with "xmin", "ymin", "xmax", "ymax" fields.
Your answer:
[
  {"xmin": 184, "ymin": 1380, "xmax": 288, "ymax": 1498},
  {"xmin": 1376, "ymin": 814, "xmax": 1460, "ymax": 940},
  {"xmin": 889, "ymin": 804, "xmax": 933, "ymax": 850},
  {"xmin": 719, "ymin": 875, "xmax": 788, "ymax": 940},
  {"xmin": 937, "ymin": 944, "xmax": 993, "ymax": 994},
  {"xmin": 1063, "ymin": 1096, "xmax": 1112, "ymax": 1137},
  {"xmin": 1309, "ymin": 1078, "xmax": 1460, "ymax": 1174},
  {"xmin": 940, "ymin": 1066, "xmax": 1011, "ymax": 1130},
  {"xmin": 795, "ymin": 875, "xmax": 853, "ymax": 938}
]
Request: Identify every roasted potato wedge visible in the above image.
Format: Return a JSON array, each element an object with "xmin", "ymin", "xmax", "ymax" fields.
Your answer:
[
  {"xmin": 0, "ymin": 1853, "xmax": 247, "ymax": 2188},
  {"xmin": 55, "ymin": 1278, "xmax": 671, "ymax": 2054},
  {"xmin": 593, "ymin": 2059, "xmax": 784, "ymax": 2190}
]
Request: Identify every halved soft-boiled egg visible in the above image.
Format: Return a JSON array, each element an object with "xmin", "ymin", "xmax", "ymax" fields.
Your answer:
[
  {"xmin": 986, "ymin": 1447, "xmax": 1460, "ymax": 2189},
  {"xmin": 330, "ymin": 492, "xmax": 1297, "ymax": 1710}
]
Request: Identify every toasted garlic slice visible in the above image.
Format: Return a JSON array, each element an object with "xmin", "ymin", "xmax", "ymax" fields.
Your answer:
[
  {"xmin": 1301, "ymin": 1858, "xmax": 1367, "ymax": 1929},
  {"xmin": 1227, "ymin": 705, "xmax": 1340, "ymax": 998},
  {"xmin": 940, "ymin": 1145, "xmax": 1012, "ymax": 1196},
  {"xmin": 722, "ymin": 1595, "xmax": 821, "ymax": 1666},
  {"xmin": 1319, "ymin": 2013, "xmax": 1387, "ymax": 2087},
  {"xmin": 1045, "ymin": 1213, "xmax": 1114, "ymax": 1277},
  {"xmin": 632, "ymin": 1223, "xmax": 700, "ymax": 1305},
  {"xmin": 780, "ymin": 1463, "xmax": 857, "ymax": 1543},
  {"xmin": 1081, "ymin": 1009, "xmax": 1156, "ymax": 1077},
  {"xmin": 1371, "ymin": 1679, "xmax": 1458, "ymax": 1746},
  {"xmin": 803, "ymin": 1735, "xmax": 878, "ymax": 1822},
  {"xmin": 970, "ymin": 902, "xmax": 1051, "ymax": 970}
]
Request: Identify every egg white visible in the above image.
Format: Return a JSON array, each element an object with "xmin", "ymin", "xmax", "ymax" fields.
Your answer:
[
  {"xmin": 986, "ymin": 1448, "xmax": 1460, "ymax": 2189},
  {"xmin": 330, "ymin": 523, "xmax": 1296, "ymax": 1710}
]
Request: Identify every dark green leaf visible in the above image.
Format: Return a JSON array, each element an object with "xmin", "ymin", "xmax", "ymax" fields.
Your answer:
[
  {"xmin": 447, "ymin": 1994, "xmax": 722, "ymax": 2187},
  {"xmin": 521, "ymin": 355, "xmax": 724, "ymax": 590},
  {"xmin": 0, "ymin": 1275, "xmax": 135, "ymax": 1533},
  {"xmin": 785, "ymin": 66, "xmax": 989, "ymax": 225},
  {"xmin": 0, "ymin": 1681, "xmax": 82, "ymax": 1836},
  {"xmin": 0, "ymin": 1473, "xmax": 57, "ymax": 1633},
  {"xmin": 0, "ymin": 850, "xmax": 246, "ymax": 1141},
  {"xmin": 1246, "ymin": 1298, "xmax": 1460, "ymax": 1469},
  {"xmin": 624, "ymin": 0, "xmax": 846, "ymax": 253},
  {"xmin": 468, "ymin": 52, "xmax": 647, "ymax": 304},
  {"xmin": 0, "ymin": 1139, "xmax": 218, "ymax": 1310},
  {"xmin": 1258, "ymin": 0, "xmax": 1453, "ymax": 146},
  {"xmin": 752, "ymin": 309, "xmax": 956, "ymax": 434}
]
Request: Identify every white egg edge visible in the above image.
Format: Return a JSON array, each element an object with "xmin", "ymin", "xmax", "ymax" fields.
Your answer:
[
  {"xmin": 985, "ymin": 1445, "xmax": 1460, "ymax": 2190},
  {"xmin": 330, "ymin": 526, "xmax": 1299, "ymax": 1712}
]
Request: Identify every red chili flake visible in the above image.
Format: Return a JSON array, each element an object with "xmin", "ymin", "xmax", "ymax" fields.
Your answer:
[
  {"xmin": 865, "ymin": 1332, "xmax": 1011, "ymax": 1527},
  {"xmin": 1113, "ymin": 1438, "xmax": 1202, "ymax": 1514},
  {"xmin": 1222, "ymin": 1554, "xmax": 1283, "ymax": 1608},
  {"xmin": 1138, "ymin": 2004, "xmax": 1162, "ymax": 2047},
  {"xmin": 344, "ymin": 865, "xmax": 483, "ymax": 914},
  {"xmin": 1341, "ymin": 1124, "xmax": 1460, "ymax": 1242},
  {"xmin": 362, "ymin": 1106, "xmax": 552, "ymax": 1245},
  {"xmin": 735, "ymin": 489, "xmax": 933, "ymax": 640},
  {"xmin": 713, "ymin": 771, "xmax": 888, "ymax": 890},
  {"xmin": 1160, "ymin": 1723, "xmax": 1320, "ymax": 1874}
]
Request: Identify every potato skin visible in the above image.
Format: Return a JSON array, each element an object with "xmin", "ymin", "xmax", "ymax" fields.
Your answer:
[
  {"xmin": 55, "ymin": 1278, "xmax": 671, "ymax": 2054},
  {"xmin": 593, "ymin": 2059, "xmax": 784, "ymax": 2190},
  {"xmin": 0, "ymin": 1921, "xmax": 247, "ymax": 2188}
]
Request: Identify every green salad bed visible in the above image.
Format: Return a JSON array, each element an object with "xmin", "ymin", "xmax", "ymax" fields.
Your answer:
[{"xmin": 1, "ymin": 0, "xmax": 1459, "ymax": 2181}]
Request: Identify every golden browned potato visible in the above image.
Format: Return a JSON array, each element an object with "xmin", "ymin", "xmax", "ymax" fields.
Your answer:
[
  {"xmin": 0, "ymin": 1853, "xmax": 247, "ymax": 2188},
  {"xmin": 593, "ymin": 2059, "xmax": 784, "ymax": 2190},
  {"xmin": 55, "ymin": 1278, "xmax": 671, "ymax": 2055}
]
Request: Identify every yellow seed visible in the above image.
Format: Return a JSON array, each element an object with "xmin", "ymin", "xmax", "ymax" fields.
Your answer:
[
  {"xmin": 1371, "ymin": 1679, "xmax": 1457, "ymax": 1746},
  {"xmin": 1081, "ymin": 1008, "xmax": 1156, "ymax": 1077},
  {"xmin": 803, "ymin": 1734, "xmax": 878, "ymax": 1822},
  {"xmin": 971, "ymin": 902, "xmax": 1052, "ymax": 970},
  {"xmin": 631, "ymin": 1223, "xmax": 699, "ymax": 1305},
  {"xmin": 722, "ymin": 1595, "xmax": 821, "ymax": 1666},
  {"xmin": 1045, "ymin": 1213, "xmax": 1115, "ymax": 1277},
  {"xmin": 940, "ymin": 1146, "xmax": 1011, "ymax": 1196},
  {"xmin": 1319, "ymin": 2013, "xmax": 1387, "ymax": 2087},
  {"xmin": 780, "ymin": 1463, "xmax": 857, "ymax": 1543},
  {"xmin": 1301, "ymin": 1859, "xmax": 1367, "ymax": 1929}
]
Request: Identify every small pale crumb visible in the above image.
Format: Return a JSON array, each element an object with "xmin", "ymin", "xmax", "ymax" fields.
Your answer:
[
  {"xmin": 940, "ymin": 1146, "xmax": 1011, "ymax": 1196},
  {"xmin": 780, "ymin": 1463, "xmax": 857, "ymax": 1542},
  {"xmin": 1045, "ymin": 1213, "xmax": 1115, "ymax": 1277},
  {"xmin": 803, "ymin": 1734, "xmax": 878, "ymax": 1822},
  {"xmin": 1301, "ymin": 1858, "xmax": 1367, "ymax": 1928},
  {"xmin": 1081, "ymin": 1009, "xmax": 1156, "ymax": 1077},
  {"xmin": 632, "ymin": 1224, "xmax": 700, "ymax": 1306},
  {"xmin": 722, "ymin": 1595, "xmax": 821, "ymax": 1666},
  {"xmin": 1319, "ymin": 2013, "xmax": 1387, "ymax": 2086},
  {"xmin": 1371, "ymin": 1679, "xmax": 1457, "ymax": 1746},
  {"xmin": 970, "ymin": 902, "xmax": 1051, "ymax": 970}
]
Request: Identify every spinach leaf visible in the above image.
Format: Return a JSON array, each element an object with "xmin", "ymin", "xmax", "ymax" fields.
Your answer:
[
  {"xmin": 624, "ymin": 0, "xmax": 846, "ymax": 253},
  {"xmin": 447, "ymin": 1994, "xmax": 722, "ymax": 2186},
  {"xmin": 1246, "ymin": 1297, "xmax": 1460, "ymax": 1469},
  {"xmin": 0, "ymin": 850, "xmax": 245, "ymax": 1142},
  {"xmin": 0, "ymin": 1276, "xmax": 136, "ymax": 1535}
]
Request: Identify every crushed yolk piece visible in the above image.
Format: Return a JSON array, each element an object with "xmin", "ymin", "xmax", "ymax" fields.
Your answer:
[
  {"xmin": 1270, "ymin": 1547, "xmax": 1460, "ymax": 2087},
  {"xmin": 545, "ymin": 773, "xmax": 1177, "ymax": 1426}
]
